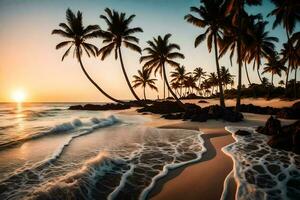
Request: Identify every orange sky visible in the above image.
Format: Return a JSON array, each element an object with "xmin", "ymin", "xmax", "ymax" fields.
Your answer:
[{"xmin": 0, "ymin": 0, "xmax": 294, "ymax": 102}]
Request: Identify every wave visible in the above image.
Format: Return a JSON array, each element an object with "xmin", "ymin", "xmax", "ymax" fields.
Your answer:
[
  {"xmin": 222, "ymin": 126, "xmax": 300, "ymax": 200},
  {"xmin": 0, "ymin": 115, "xmax": 120, "ymax": 150},
  {"xmin": 1, "ymin": 127, "xmax": 207, "ymax": 200}
]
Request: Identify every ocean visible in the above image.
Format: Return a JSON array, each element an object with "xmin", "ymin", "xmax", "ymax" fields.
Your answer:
[{"xmin": 0, "ymin": 103, "xmax": 206, "ymax": 200}]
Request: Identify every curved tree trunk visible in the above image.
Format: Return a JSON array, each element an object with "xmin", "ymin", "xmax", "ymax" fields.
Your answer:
[
  {"xmin": 118, "ymin": 47, "xmax": 142, "ymax": 102},
  {"xmin": 213, "ymin": 33, "xmax": 225, "ymax": 108},
  {"xmin": 77, "ymin": 51, "xmax": 126, "ymax": 104},
  {"xmin": 162, "ymin": 63, "xmax": 185, "ymax": 109},
  {"xmin": 244, "ymin": 62, "xmax": 252, "ymax": 85}
]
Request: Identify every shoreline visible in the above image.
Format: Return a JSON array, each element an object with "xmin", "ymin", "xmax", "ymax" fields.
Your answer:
[{"xmin": 148, "ymin": 125, "xmax": 235, "ymax": 200}]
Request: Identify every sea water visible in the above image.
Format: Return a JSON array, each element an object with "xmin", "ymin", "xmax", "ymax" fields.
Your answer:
[{"xmin": 0, "ymin": 103, "xmax": 206, "ymax": 200}]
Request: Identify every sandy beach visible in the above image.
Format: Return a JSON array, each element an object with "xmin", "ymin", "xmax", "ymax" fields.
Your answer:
[{"xmin": 127, "ymin": 98, "xmax": 298, "ymax": 200}]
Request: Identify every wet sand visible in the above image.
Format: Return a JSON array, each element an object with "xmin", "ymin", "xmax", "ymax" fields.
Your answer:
[{"xmin": 149, "ymin": 128, "xmax": 235, "ymax": 200}]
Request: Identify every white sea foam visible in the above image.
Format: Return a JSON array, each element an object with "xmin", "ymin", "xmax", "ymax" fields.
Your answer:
[
  {"xmin": 14, "ymin": 127, "xmax": 207, "ymax": 200},
  {"xmin": 222, "ymin": 126, "xmax": 300, "ymax": 200}
]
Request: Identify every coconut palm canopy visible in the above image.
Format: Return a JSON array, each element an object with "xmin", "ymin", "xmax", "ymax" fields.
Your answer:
[{"xmin": 132, "ymin": 68, "xmax": 157, "ymax": 100}]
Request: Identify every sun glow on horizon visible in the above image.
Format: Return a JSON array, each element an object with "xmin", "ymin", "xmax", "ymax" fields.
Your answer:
[{"xmin": 11, "ymin": 90, "xmax": 26, "ymax": 103}]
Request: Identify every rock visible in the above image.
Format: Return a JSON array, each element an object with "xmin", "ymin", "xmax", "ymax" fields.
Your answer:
[
  {"xmin": 137, "ymin": 101, "xmax": 185, "ymax": 114},
  {"xmin": 276, "ymin": 108, "xmax": 300, "ymax": 119},
  {"xmin": 162, "ymin": 113, "xmax": 183, "ymax": 120},
  {"xmin": 68, "ymin": 103, "xmax": 130, "ymax": 111},
  {"xmin": 198, "ymin": 100, "xmax": 208, "ymax": 103},
  {"xmin": 292, "ymin": 101, "xmax": 300, "ymax": 110},
  {"xmin": 256, "ymin": 116, "xmax": 282, "ymax": 135},
  {"xmin": 223, "ymin": 109, "xmax": 244, "ymax": 122},
  {"xmin": 267, "ymin": 120, "xmax": 300, "ymax": 154},
  {"xmin": 190, "ymin": 112, "xmax": 208, "ymax": 122},
  {"xmin": 69, "ymin": 105, "xmax": 83, "ymax": 110},
  {"xmin": 235, "ymin": 130, "xmax": 251, "ymax": 136}
]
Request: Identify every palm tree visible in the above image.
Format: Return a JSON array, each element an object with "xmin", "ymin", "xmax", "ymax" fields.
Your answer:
[
  {"xmin": 225, "ymin": 0, "xmax": 261, "ymax": 111},
  {"xmin": 193, "ymin": 67, "xmax": 207, "ymax": 94},
  {"xmin": 220, "ymin": 66, "xmax": 234, "ymax": 90},
  {"xmin": 140, "ymin": 34, "xmax": 185, "ymax": 108},
  {"xmin": 268, "ymin": 0, "xmax": 300, "ymax": 90},
  {"xmin": 170, "ymin": 66, "xmax": 190, "ymax": 97},
  {"xmin": 246, "ymin": 21, "xmax": 278, "ymax": 84},
  {"xmin": 262, "ymin": 55, "xmax": 287, "ymax": 86},
  {"xmin": 278, "ymin": 80, "xmax": 285, "ymax": 87},
  {"xmin": 207, "ymin": 72, "xmax": 218, "ymax": 95},
  {"xmin": 52, "ymin": 9, "xmax": 125, "ymax": 104},
  {"xmin": 132, "ymin": 68, "xmax": 158, "ymax": 100},
  {"xmin": 184, "ymin": 75, "xmax": 197, "ymax": 95},
  {"xmin": 98, "ymin": 8, "xmax": 143, "ymax": 102},
  {"xmin": 185, "ymin": 0, "xmax": 226, "ymax": 108},
  {"xmin": 171, "ymin": 82, "xmax": 181, "ymax": 97},
  {"xmin": 261, "ymin": 77, "xmax": 270, "ymax": 86}
]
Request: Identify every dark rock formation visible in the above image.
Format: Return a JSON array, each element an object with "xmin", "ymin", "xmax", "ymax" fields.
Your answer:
[
  {"xmin": 156, "ymin": 103, "xmax": 243, "ymax": 122},
  {"xmin": 236, "ymin": 102, "xmax": 300, "ymax": 119},
  {"xmin": 256, "ymin": 116, "xmax": 282, "ymax": 135},
  {"xmin": 69, "ymin": 103, "xmax": 130, "ymax": 111},
  {"xmin": 137, "ymin": 101, "xmax": 185, "ymax": 114},
  {"xmin": 257, "ymin": 116, "xmax": 300, "ymax": 154},
  {"xmin": 235, "ymin": 130, "xmax": 252, "ymax": 136}
]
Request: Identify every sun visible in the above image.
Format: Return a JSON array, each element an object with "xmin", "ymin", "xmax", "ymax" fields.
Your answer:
[{"xmin": 12, "ymin": 90, "xmax": 26, "ymax": 103}]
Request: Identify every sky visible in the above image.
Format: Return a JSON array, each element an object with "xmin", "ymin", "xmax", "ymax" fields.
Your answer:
[{"xmin": 0, "ymin": 0, "xmax": 299, "ymax": 102}]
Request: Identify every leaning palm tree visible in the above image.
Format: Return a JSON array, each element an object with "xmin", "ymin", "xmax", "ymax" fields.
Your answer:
[
  {"xmin": 193, "ymin": 67, "xmax": 207, "ymax": 94},
  {"xmin": 185, "ymin": 0, "xmax": 226, "ymax": 108},
  {"xmin": 262, "ymin": 55, "xmax": 287, "ymax": 86},
  {"xmin": 171, "ymin": 65, "xmax": 190, "ymax": 97},
  {"xmin": 98, "ymin": 8, "xmax": 143, "ymax": 102},
  {"xmin": 52, "ymin": 9, "xmax": 125, "ymax": 104},
  {"xmin": 225, "ymin": 0, "xmax": 261, "ymax": 111},
  {"xmin": 132, "ymin": 68, "xmax": 158, "ymax": 100},
  {"xmin": 268, "ymin": 0, "xmax": 300, "ymax": 90},
  {"xmin": 140, "ymin": 34, "xmax": 185, "ymax": 108}
]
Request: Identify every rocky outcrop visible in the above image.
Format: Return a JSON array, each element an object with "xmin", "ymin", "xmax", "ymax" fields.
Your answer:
[
  {"xmin": 160, "ymin": 104, "xmax": 243, "ymax": 122},
  {"xmin": 237, "ymin": 102, "xmax": 300, "ymax": 119},
  {"xmin": 69, "ymin": 103, "xmax": 131, "ymax": 111},
  {"xmin": 256, "ymin": 116, "xmax": 282, "ymax": 135},
  {"xmin": 235, "ymin": 130, "xmax": 252, "ymax": 136},
  {"xmin": 257, "ymin": 116, "xmax": 300, "ymax": 154},
  {"xmin": 137, "ymin": 101, "xmax": 185, "ymax": 114}
]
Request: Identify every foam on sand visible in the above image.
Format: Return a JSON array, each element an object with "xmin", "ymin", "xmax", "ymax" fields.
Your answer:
[
  {"xmin": 13, "ymin": 128, "xmax": 206, "ymax": 200},
  {"xmin": 222, "ymin": 126, "xmax": 300, "ymax": 200}
]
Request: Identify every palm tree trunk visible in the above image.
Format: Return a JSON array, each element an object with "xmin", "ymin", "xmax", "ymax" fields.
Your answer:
[
  {"xmin": 244, "ymin": 62, "xmax": 251, "ymax": 85},
  {"xmin": 295, "ymin": 67, "xmax": 298, "ymax": 98},
  {"xmin": 163, "ymin": 77, "xmax": 166, "ymax": 100},
  {"xmin": 236, "ymin": 5, "xmax": 243, "ymax": 112},
  {"xmin": 285, "ymin": 63, "xmax": 290, "ymax": 89},
  {"xmin": 271, "ymin": 73, "xmax": 274, "ymax": 86},
  {"xmin": 118, "ymin": 47, "xmax": 142, "ymax": 102},
  {"xmin": 285, "ymin": 28, "xmax": 291, "ymax": 90},
  {"xmin": 143, "ymin": 87, "xmax": 146, "ymax": 100},
  {"xmin": 77, "ymin": 50, "xmax": 125, "ymax": 104},
  {"xmin": 162, "ymin": 63, "xmax": 185, "ymax": 108},
  {"xmin": 213, "ymin": 33, "xmax": 225, "ymax": 108}
]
